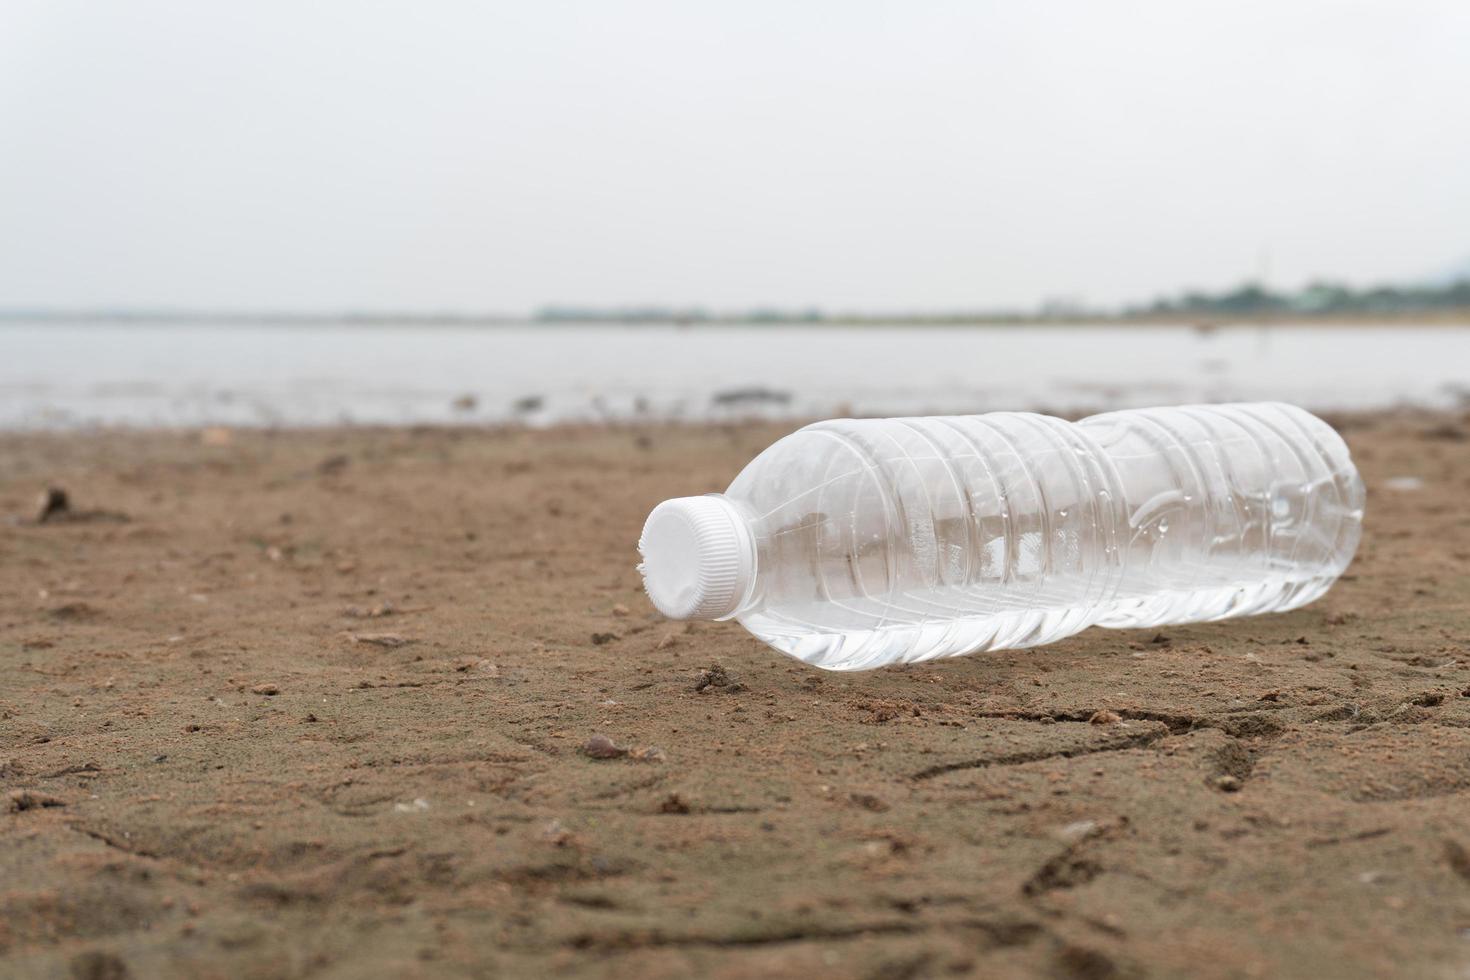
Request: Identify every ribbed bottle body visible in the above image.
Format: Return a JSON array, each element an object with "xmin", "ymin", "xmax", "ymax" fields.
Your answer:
[{"xmin": 723, "ymin": 403, "xmax": 1363, "ymax": 671}]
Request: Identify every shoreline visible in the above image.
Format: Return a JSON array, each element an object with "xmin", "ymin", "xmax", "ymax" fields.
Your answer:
[
  {"xmin": 4, "ymin": 312, "xmax": 1470, "ymax": 329},
  {"xmin": 0, "ymin": 403, "xmax": 1464, "ymax": 440}
]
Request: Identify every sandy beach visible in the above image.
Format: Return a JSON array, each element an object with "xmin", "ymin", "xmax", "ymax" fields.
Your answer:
[{"xmin": 2, "ymin": 412, "xmax": 1469, "ymax": 978}]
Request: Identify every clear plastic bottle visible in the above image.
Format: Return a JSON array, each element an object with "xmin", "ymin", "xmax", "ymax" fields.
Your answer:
[{"xmin": 637, "ymin": 403, "xmax": 1365, "ymax": 671}]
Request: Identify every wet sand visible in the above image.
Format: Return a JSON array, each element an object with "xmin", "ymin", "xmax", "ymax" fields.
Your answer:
[{"xmin": 2, "ymin": 413, "xmax": 1469, "ymax": 978}]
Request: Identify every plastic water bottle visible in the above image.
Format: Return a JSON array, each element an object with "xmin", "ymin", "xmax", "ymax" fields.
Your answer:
[{"xmin": 637, "ymin": 403, "xmax": 1364, "ymax": 671}]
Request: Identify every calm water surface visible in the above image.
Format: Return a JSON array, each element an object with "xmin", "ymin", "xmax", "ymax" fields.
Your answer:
[{"xmin": 1, "ymin": 321, "xmax": 1467, "ymax": 429}]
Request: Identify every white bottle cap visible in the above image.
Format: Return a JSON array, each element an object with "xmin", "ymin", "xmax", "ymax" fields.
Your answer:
[{"xmin": 638, "ymin": 495, "xmax": 755, "ymax": 620}]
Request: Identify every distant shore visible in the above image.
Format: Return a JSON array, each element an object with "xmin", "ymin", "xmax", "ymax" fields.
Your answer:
[
  {"xmin": 4, "ymin": 310, "xmax": 1470, "ymax": 329},
  {"xmin": 4, "ymin": 319, "xmax": 1469, "ymax": 430}
]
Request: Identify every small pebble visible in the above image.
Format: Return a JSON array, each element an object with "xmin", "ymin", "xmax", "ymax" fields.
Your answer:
[
  {"xmin": 582, "ymin": 734, "xmax": 628, "ymax": 759},
  {"xmin": 659, "ymin": 793, "xmax": 691, "ymax": 814},
  {"xmin": 349, "ymin": 633, "xmax": 411, "ymax": 648}
]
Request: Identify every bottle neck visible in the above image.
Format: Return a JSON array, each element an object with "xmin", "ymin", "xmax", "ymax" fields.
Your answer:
[{"xmin": 637, "ymin": 494, "xmax": 756, "ymax": 621}]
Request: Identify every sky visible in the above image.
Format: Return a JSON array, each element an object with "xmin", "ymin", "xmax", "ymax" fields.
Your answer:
[{"xmin": 2, "ymin": 0, "xmax": 1468, "ymax": 314}]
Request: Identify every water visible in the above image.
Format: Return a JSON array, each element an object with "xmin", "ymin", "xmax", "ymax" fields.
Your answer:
[
  {"xmin": 0, "ymin": 320, "xmax": 1468, "ymax": 429},
  {"xmin": 644, "ymin": 404, "xmax": 1364, "ymax": 670}
]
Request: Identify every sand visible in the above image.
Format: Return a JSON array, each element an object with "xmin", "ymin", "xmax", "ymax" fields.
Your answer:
[{"xmin": 1, "ymin": 412, "xmax": 1469, "ymax": 979}]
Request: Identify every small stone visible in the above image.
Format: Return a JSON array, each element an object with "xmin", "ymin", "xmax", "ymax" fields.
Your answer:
[
  {"xmin": 542, "ymin": 819, "xmax": 574, "ymax": 846},
  {"xmin": 849, "ymin": 792, "xmax": 889, "ymax": 812},
  {"xmin": 656, "ymin": 633, "xmax": 678, "ymax": 650},
  {"xmin": 250, "ymin": 683, "xmax": 280, "ymax": 696},
  {"xmin": 454, "ymin": 658, "xmax": 498, "ymax": 675},
  {"xmin": 658, "ymin": 793, "xmax": 691, "ymax": 814},
  {"xmin": 349, "ymin": 633, "xmax": 411, "ymax": 648},
  {"xmin": 1213, "ymin": 775, "xmax": 1243, "ymax": 792},
  {"xmin": 629, "ymin": 745, "xmax": 666, "ymax": 763},
  {"xmin": 581, "ymin": 734, "xmax": 628, "ymax": 759},
  {"xmin": 344, "ymin": 602, "xmax": 394, "ymax": 619},
  {"xmin": 67, "ymin": 950, "xmax": 131, "ymax": 980},
  {"xmin": 34, "ymin": 487, "xmax": 70, "ymax": 523},
  {"xmin": 695, "ymin": 663, "xmax": 744, "ymax": 693},
  {"xmin": 1089, "ymin": 710, "xmax": 1123, "ymax": 726},
  {"xmin": 1055, "ymin": 819, "xmax": 1099, "ymax": 843},
  {"xmin": 611, "ymin": 604, "xmax": 630, "ymax": 618}
]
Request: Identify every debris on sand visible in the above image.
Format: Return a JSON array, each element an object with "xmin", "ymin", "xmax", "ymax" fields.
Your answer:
[
  {"xmin": 542, "ymin": 819, "xmax": 575, "ymax": 847},
  {"xmin": 7, "ymin": 789, "xmax": 68, "ymax": 812},
  {"xmin": 34, "ymin": 487, "xmax": 69, "ymax": 523},
  {"xmin": 581, "ymin": 735, "xmax": 628, "ymax": 759},
  {"xmin": 47, "ymin": 602, "xmax": 100, "ymax": 622},
  {"xmin": 581, "ymin": 735, "xmax": 664, "ymax": 763},
  {"xmin": 347, "ymin": 632, "xmax": 413, "ymax": 648},
  {"xmin": 1055, "ymin": 820, "xmax": 1100, "ymax": 844},
  {"xmin": 711, "ymin": 386, "xmax": 793, "ymax": 407},
  {"xmin": 67, "ymin": 950, "xmax": 131, "ymax": 980},
  {"xmin": 454, "ymin": 658, "xmax": 499, "ymax": 675},
  {"xmin": 344, "ymin": 602, "xmax": 395, "ymax": 619},
  {"xmin": 1089, "ymin": 710, "xmax": 1123, "ymax": 726},
  {"xmin": 658, "ymin": 793, "xmax": 691, "ymax": 814},
  {"xmin": 590, "ymin": 632, "xmax": 620, "ymax": 646},
  {"xmin": 1444, "ymin": 840, "xmax": 1470, "ymax": 882},
  {"xmin": 27, "ymin": 487, "xmax": 129, "ymax": 526},
  {"xmin": 695, "ymin": 663, "xmax": 745, "ymax": 693},
  {"xmin": 1421, "ymin": 422, "xmax": 1468, "ymax": 442}
]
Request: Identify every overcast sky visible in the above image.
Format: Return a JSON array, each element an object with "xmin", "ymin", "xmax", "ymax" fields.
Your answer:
[{"xmin": 2, "ymin": 0, "xmax": 1467, "ymax": 313}]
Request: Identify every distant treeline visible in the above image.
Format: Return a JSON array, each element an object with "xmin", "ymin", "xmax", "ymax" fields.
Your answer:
[
  {"xmin": 4, "ymin": 278, "xmax": 1469, "ymax": 327},
  {"xmin": 1130, "ymin": 279, "xmax": 1470, "ymax": 317},
  {"xmin": 536, "ymin": 280, "xmax": 1470, "ymax": 323},
  {"xmin": 534, "ymin": 306, "xmax": 825, "ymax": 324}
]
